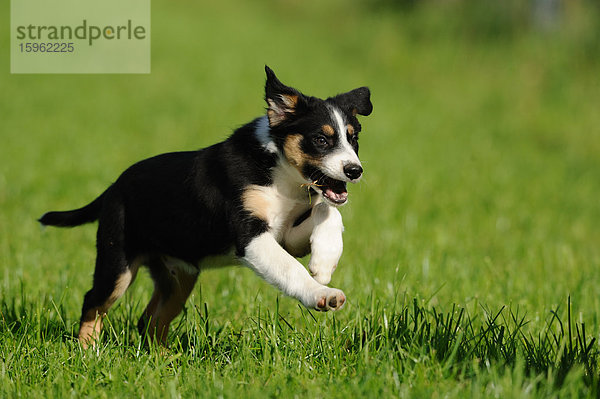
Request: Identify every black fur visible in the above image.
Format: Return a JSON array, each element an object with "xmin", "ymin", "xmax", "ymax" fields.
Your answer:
[
  {"xmin": 330, "ymin": 87, "xmax": 373, "ymax": 116},
  {"xmin": 39, "ymin": 192, "xmax": 105, "ymax": 227},
  {"xmin": 43, "ymin": 120, "xmax": 276, "ymax": 262},
  {"xmin": 40, "ymin": 66, "xmax": 372, "ymax": 344}
]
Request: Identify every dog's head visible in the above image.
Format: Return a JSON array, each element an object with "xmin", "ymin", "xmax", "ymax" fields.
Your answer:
[{"xmin": 264, "ymin": 66, "xmax": 372, "ymax": 206}]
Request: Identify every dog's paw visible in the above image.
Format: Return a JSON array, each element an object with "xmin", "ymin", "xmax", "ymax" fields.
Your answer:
[
  {"xmin": 312, "ymin": 287, "xmax": 346, "ymax": 311},
  {"xmin": 308, "ymin": 260, "xmax": 338, "ymax": 285},
  {"xmin": 311, "ymin": 272, "xmax": 332, "ymax": 286},
  {"xmin": 310, "ymin": 269, "xmax": 334, "ymax": 285}
]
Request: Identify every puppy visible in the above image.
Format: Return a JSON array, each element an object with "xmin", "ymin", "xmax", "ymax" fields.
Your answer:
[{"xmin": 40, "ymin": 66, "xmax": 372, "ymax": 347}]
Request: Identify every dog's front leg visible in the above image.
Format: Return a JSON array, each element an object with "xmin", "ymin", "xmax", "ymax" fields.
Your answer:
[
  {"xmin": 307, "ymin": 203, "xmax": 344, "ymax": 285},
  {"xmin": 243, "ymin": 232, "xmax": 346, "ymax": 311}
]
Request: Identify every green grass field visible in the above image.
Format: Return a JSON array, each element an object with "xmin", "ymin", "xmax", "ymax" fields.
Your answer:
[{"xmin": 2, "ymin": 1, "xmax": 600, "ymax": 397}]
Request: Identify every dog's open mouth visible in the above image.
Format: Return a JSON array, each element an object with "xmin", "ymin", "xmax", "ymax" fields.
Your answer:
[{"xmin": 316, "ymin": 175, "xmax": 348, "ymax": 205}]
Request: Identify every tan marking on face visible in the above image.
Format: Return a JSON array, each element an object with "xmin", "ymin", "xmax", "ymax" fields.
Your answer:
[
  {"xmin": 283, "ymin": 134, "xmax": 322, "ymax": 175},
  {"xmin": 242, "ymin": 185, "xmax": 272, "ymax": 222},
  {"xmin": 283, "ymin": 134, "xmax": 306, "ymax": 168},
  {"xmin": 346, "ymin": 124, "xmax": 355, "ymax": 135},
  {"xmin": 322, "ymin": 124, "xmax": 335, "ymax": 136}
]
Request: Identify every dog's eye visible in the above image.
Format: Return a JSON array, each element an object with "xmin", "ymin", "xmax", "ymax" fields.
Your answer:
[{"xmin": 313, "ymin": 135, "xmax": 329, "ymax": 148}]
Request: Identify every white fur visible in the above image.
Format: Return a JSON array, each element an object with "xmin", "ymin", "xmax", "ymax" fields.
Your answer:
[
  {"xmin": 254, "ymin": 116, "xmax": 278, "ymax": 153},
  {"xmin": 240, "ymin": 145, "xmax": 347, "ymax": 302},
  {"xmin": 242, "ymin": 117, "xmax": 351, "ymax": 309},
  {"xmin": 320, "ymin": 107, "xmax": 362, "ymax": 182},
  {"xmin": 282, "ymin": 211, "xmax": 314, "ymax": 256},
  {"xmin": 243, "ymin": 232, "xmax": 345, "ymax": 309},
  {"xmin": 246, "ymin": 159, "xmax": 313, "ymax": 240},
  {"xmin": 267, "ymin": 98, "xmax": 292, "ymax": 126},
  {"xmin": 279, "ymin": 94, "xmax": 296, "ymax": 108},
  {"xmin": 281, "ymin": 201, "xmax": 344, "ymax": 286},
  {"xmin": 307, "ymin": 203, "xmax": 344, "ymax": 285}
]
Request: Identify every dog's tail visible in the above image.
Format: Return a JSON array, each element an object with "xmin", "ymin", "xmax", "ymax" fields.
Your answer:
[{"xmin": 39, "ymin": 191, "xmax": 106, "ymax": 227}]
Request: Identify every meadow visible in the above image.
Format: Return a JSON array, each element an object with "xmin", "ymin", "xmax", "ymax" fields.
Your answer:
[{"xmin": 1, "ymin": 0, "xmax": 600, "ymax": 397}]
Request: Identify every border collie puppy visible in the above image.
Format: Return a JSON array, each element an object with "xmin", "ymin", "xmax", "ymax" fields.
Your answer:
[{"xmin": 40, "ymin": 66, "xmax": 372, "ymax": 347}]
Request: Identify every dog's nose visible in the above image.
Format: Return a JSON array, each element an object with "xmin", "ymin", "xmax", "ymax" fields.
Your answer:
[{"xmin": 343, "ymin": 164, "xmax": 363, "ymax": 180}]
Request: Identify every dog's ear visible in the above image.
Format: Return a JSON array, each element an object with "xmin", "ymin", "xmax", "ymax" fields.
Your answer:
[
  {"xmin": 331, "ymin": 87, "xmax": 373, "ymax": 117},
  {"xmin": 264, "ymin": 66, "xmax": 305, "ymax": 127}
]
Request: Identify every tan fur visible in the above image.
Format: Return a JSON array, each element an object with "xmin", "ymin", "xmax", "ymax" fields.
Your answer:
[
  {"xmin": 143, "ymin": 265, "xmax": 198, "ymax": 344},
  {"xmin": 267, "ymin": 104, "xmax": 284, "ymax": 126},
  {"xmin": 78, "ymin": 310, "xmax": 103, "ymax": 349},
  {"xmin": 280, "ymin": 94, "xmax": 298, "ymax": 108},
  {"xmin": 283, "ymin": 134, "xmax": 306, "ymax": 168},
  {"xmin": 267, "ymin": 94, "xmax": 298, "ymax": 126},
  {"xmin": 141, "ymin": 290, "xmax": 161, "ymax": 326},
  {"xmin": 322, "ymin": 124, "xmax": 335, "ymax": 136},
  {"xmin": 109, "ymin": 270, "xmax": 134, "ymax": 303},
  {"xmin": 282, "ymin": 134, "xmax": 323, "ymax": 180},
  {"xmin": 78, "ymin": 269, "xmax": 137, "ymax": 348},
  {"xmin": 242, "ymin": 185, "xmax": 273, "ymax": 222},
  {"xmin": 242, "ymin": 167, "xmax": 315, "ymax": 240},
  {"xmin": 346, "ymin": 124, "xmax": 354, "ymax": 135}
]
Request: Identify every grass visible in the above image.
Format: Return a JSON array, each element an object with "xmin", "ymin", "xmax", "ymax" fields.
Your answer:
[
  {"xmin": 2, "ymin": 291, "xmax": 599, "ymax": 397},
  {"xmin": 1, "ymin": 0, "xmax": 600, "ymax": 397}
]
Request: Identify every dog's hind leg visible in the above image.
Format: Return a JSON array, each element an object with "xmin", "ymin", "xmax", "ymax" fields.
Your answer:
[
  {"xmin": 78, "ymin": 198, "xmax": 139, "ymax": 348},
  {"xmin": 138, "ymin": 256, "xmax": 198, "ymax": 345}
]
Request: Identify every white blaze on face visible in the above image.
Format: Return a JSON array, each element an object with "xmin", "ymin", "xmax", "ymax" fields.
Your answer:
[{"xmin": 320, "ymin": 106, "xmax": 362, "ymax": 182}]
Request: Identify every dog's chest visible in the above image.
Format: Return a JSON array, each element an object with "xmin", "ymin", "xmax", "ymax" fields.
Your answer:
[{"xmin": 243, "ymin": 183, "xmax": 314, "ymax": 239}]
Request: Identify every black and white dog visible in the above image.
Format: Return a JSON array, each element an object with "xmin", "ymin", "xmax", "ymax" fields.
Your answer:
[{"xmin": 40, "ymin": 66, "xmax": 372, "ymax": 347}]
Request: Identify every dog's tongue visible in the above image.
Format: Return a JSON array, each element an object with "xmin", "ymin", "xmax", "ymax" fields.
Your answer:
[
  {"xmin": 325, "ymin": 188, "xmax": 347, "ymax": 203},
  {"xmin": 317, "ymin": 176, "xmax": 348, "ymax": 204}
]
